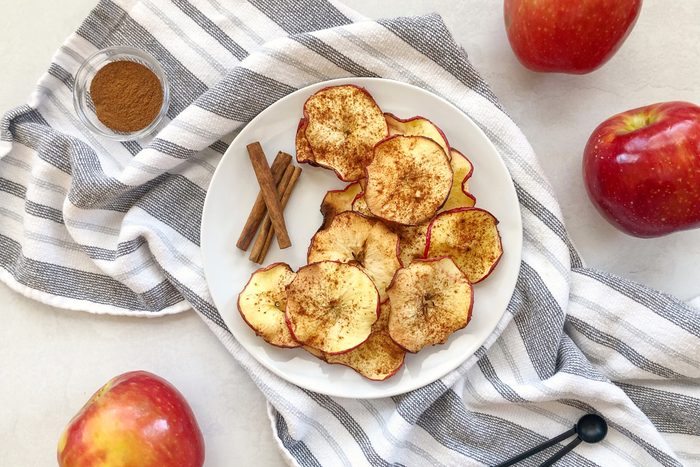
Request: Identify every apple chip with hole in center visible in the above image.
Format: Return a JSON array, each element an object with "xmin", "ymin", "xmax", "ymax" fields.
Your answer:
[
  {"xmin": 365, "ymin": 135, "xmax": 452, "ymax": 225},
  {"xmin": 285, "ymin": 261, "xmax": 379, "ymax": 354},
  {"xmin": 388, "ymin": 257, "xmax": 473, "ymax": 353},
  {"xmin": 308, "ymin": 212, "xmax": 401, "ymax": 301},
  {"xmin": 385, "ymin": 113, "xmax": 451, "ymax": 158},
  {"xmin": 324, "ymin": 302, "xmax": 405, "ymax": 381},
  {"xmin": 439, "ymin": 149, "xmax": 476, "ymax": 213},
  {"xmin": 425, "ymin": 208, "xmax": 503, "ymax": 283},
  {"xmin": 319, "ymin": 182, "xmax": 363, "ymax": 229},
  {"xmin": 302, "ymin": 85, "xmax": 388, "ymax": 181},
  {"xmin": 238, "ymin": 263, "xmax": 299, "ymax": 348}
]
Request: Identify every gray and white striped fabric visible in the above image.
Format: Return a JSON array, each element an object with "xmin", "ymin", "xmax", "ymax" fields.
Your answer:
[{"xmin": 1, "ymin": 1, "xmax": 699, "ymax": 465}]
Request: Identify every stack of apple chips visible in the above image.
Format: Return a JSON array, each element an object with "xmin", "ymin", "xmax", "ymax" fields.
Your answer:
[{"xmin": 238, "ymin": 85, "xmax": 503, "ymax": 381}]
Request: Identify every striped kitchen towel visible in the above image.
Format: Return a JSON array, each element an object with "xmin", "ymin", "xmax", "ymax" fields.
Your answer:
[{"xmin": 1, "ymin": 1, "xmax": 699, "ymax": 465}]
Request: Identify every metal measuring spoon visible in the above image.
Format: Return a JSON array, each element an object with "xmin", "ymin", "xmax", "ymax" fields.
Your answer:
[{"xmin": 494, "ymin": 413, "xmax": 608, "ymax": 467}]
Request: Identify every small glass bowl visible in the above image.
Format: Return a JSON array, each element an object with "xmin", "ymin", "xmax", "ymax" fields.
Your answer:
[{"xmin": 73, "ymin": 46, "xmax": 170, "ymax": 141}]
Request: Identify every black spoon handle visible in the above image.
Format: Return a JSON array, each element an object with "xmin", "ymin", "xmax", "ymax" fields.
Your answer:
[
  {"xmin": 540, "ymin": 437, "xmax": 582, "ymax": 467},
  {"xmin": 494, "ymin": 427, "xmax": 576, "ymax": 467}
]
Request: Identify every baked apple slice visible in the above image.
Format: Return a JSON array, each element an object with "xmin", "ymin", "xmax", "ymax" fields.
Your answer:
[
  {"xmin": 307, "ymin": 212, "xmax": 401, "ymax": 301},
  {"xmin": 351, "ymin": 191, "xmax": 372, "ymax": 217},
  {"xmin": 439, "ymin": 149, "xmax": 476, "ymax": 212},
  {"xmin": 285, "ymin": 261, "xmax": 379, "ymax": 354},
  {"xmin": 385, "ymin": 113, "xmax": 450, "ymax": 158},
  {"xmin": 238, "ymin": 263, "xmax": 299, "ymax": 348},
  {"xmin": 303, "ymin": 345, "xmax": 326, "ymax": 360},
  {"xmin": 451, "ymin": 148, "xmax": 474, "ymax": 191},
  {"xmin": 303, "ymin": 85, "xmax": 388, "ymax": 181},
  {"xmin": 391, "ymin": 223, "xmax": 429, "ymax": 266},
  {"xmin": 295, "ymin": 118, "xmax": 316, "ymax": 165},
  {"xmin": 387, "ymin": 257, "xmax": 473, "ymax": 353},
  {"xmin": 365, "ymin": 135, "xmax": 452, "ymax": 225},
  {"xmin": 320, "ymin": 182, "xmax": 363, "ymax": 229},
  {"xmin": 424, "ymin": 208, "xmax": 503, "ymax": 283},
  {"xmin": 325, "ymin": 302, "xmax": 405, "ymax": 381}
]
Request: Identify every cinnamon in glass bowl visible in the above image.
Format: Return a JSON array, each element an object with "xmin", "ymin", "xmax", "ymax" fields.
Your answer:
[{"xmin": 73, "ymin": 47, "xmax": 170, "ymax": 141}]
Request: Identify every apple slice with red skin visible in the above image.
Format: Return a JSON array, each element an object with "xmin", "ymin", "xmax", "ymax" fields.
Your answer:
[
  {"xmin": 424, "ymin": 208, "xmax": 503, "ymax": 284},
  {"xmin": 295, "ymin": 119, "xmax": 317, "ymax": 166},
  {"xmin": 439, "ymin": 149, "xmax": 476, "ymax": 213},
  {"xmin": 387, "ymin": 257, "xmax": 473, "ymax": 353},
  {"xmin": 303, "ymin": 85, "xmax": 388, "ymax": 181},
  {"xmin": 365, "ymin": 135, "xmax": 452, "ymax": 225},
  {"xmin": 238, "ymin": 263, "xmax": 300, "ymax": 348},
  {"xmin": 351, "ymin": 191, "xmax": 373, "ymax": 217},
  {"xmin": 390, "ymin": 222, "xmax": 429, "ymax": 267},
  {"xmin": 451, "ymin": 149, "xmax": 474, "ymax": 193},
  {"xmin": 303, "ymin": 345, "xmax": 325, "ymax": 360},
  {"xmin": 320, "ymin": 182, "xmax": 363, "ymax": 229},
  {"xmin": 285, "ymin": 261, "xmax": 379, "ymax": 354},
  {"xmin": 324, "ymin": 302, "xmax": 405, "ymax": 381},
  {"xmin": 385, "ymin": 113, "xmax": 451, "ymax": 158},
  {"xmin": 308, "ymin": 211, "xmax": 401, "ymax": 301}
]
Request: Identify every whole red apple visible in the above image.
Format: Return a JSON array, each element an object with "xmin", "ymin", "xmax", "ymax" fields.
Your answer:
[
  {"xmin": 58, "ymin": 371, "xmax": 205, "ymax": 467},
  {"xmin": 504, "ymin": 0, "xmax": 642, "ymax": 74},
  {"xmin": 583, "ymin": 102, "xmax": 700, "ymax": 237}
]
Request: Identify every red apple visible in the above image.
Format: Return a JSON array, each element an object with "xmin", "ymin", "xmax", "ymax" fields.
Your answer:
[
  {"xmin": 583, "ymin": 102, "xmax": 700, "ymax": 238},
  {"xmin": 504, "ymin": 0, "xmax": 642, "ymax": 74},
  {"xmin": 58, "ymin": 371, "xmax": 205, "ymax": 467}
]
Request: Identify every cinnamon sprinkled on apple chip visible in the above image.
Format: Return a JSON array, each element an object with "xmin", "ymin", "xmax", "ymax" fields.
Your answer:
[
  {"xmin": 238, "ymin": 263, "xmax": 299, "ymax": 348},
  {"xmin": 302, "ymin": 85, "xmax": 388, "ymax": 181},
  {"xmin": 365, "ymin": 135, "xmax": 452, "ymax": 225},
  {"xmin": 308, "ymin": 212, "xmax": 401, "ymax": 301},
  {"xmin": 285, "ymin": 261, "xmax": 379, "ymax": 354},
  {"xmin": 425, "ymin": 208, "xmax": 503, "ymax": 283},
  {"xmin": 388, "ymin": 257, "xmax": 473, "ymax": 353}
]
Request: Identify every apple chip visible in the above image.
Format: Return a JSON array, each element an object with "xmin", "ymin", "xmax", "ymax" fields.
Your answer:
[
  {"xmin": 365, "ymin": 135, "xmax": 452, "ymax": 225},
  {"xmin": 351, "ymin": 192, "xmax": 372, "ymax": 217},
  {"xmin": 308, "ymin": 212, "xmax": 401, "ymax": 301},
  {"xmin": 295, "ymin": 118, "xmax": 316, "ymax": 165},
  {"xmin": 391, "ymin": 223, "xmax": 429, "ymax": 266},
  {"xmin": 325, "ymin": 302, "xmax": 405, "ymax": 380},
  {"xmin": 285, "ymin": 261, "xmax": 379, "ymax": 354},
  {"xmin": 425, "ymin": 208, "xmax": 503, "ymax": 283},
  {"xmin": 388, "ymin": 257, "xmax": 473, "ymax": 353},
  {"xmin": 303, "ymin": 85, "xmax": 388, "ymax": 181},
  {"xmin": 303, "ymin": 345, "xmax": 325, "ymax": 360},
  {"xmin": 238, "ymin": 263, "xmax": 299, "ymax": 348},
  {"xmin": 439, "ymin": 149, "xmax": 476, "ymax": 213},
  {"xmin": 385, "ymin": 113, "xmax": 450, "ymax": 158},
  {"xmin": 320, "ymin": 182, "xmax": 363, "ymax": 229},
  {"xmin": 451, "ymin": 148, "xmax": 474, "ymax": 192}
]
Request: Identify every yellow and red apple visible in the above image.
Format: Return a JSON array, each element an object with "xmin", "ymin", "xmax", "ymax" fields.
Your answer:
[
  {"xmin": 57, "ymin": 371, "xmax": 204, "ymax": 467},
  {"xmin": 583, "ymin": 101, "xmax": 700, "ymax": 237}
]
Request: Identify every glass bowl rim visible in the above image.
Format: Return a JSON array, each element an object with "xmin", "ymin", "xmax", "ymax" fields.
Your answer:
[{"xmin": 72, "ymin": 46, "xmax": 170, "ymax": 141}]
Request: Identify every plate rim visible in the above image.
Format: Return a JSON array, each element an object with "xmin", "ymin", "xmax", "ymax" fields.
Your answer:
[{"xmin": 201, "ymin": 77, "xmax": 523, "ymax": 398}]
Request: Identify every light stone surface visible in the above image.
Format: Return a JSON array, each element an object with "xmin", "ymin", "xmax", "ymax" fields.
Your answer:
[{"xmin": 1, "ymin": 1, "xmax": 698, "ymax": 466}]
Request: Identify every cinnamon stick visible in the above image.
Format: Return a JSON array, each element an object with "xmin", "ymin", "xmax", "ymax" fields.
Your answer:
[
  {"xmin": 252, "ymin": 166, "xmax": 302, "ymax": 264},
  {"xmin": 246, "ymin": 142, "xmax": 291, "ymax": 249},
  {"xmin": 250, "ymin": 164, "xmax": 295, "ymax": 262},
  {"xmin": 236, "ymin": 151, "xmax": 291, "ymax": 251}
]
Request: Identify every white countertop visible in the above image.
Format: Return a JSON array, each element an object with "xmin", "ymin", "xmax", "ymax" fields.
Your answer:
[{"xmin": 1, "ymin": 1, "xmax": 699, "ymax": 466}]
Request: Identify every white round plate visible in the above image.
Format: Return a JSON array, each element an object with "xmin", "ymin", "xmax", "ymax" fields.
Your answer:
[{"xmin": 202, "ymin": 78, "xmax": 522, "ymax": 399}]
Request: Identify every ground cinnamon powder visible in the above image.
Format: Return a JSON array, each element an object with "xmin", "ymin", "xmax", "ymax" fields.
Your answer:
[{"xmin": 89, "ymin": 60, "xmax": 163, "ymax": 133}]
